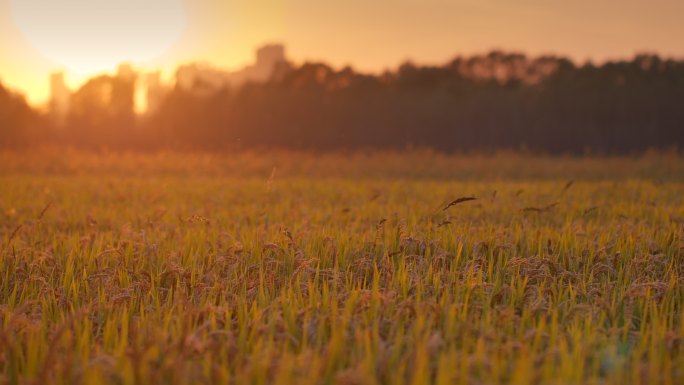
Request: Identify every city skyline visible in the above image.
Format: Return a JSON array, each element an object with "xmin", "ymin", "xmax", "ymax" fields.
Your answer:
[
  {"xmin": 2, "ymin": 0, "xmax": 684, "ymax": 105},
  {"xmin": 7, "ymin": 44, "xmax": 684, "ymax": 111},
  {"xmin": 46, "ymin": 43, "xmax": 288, "ymax": 116}
]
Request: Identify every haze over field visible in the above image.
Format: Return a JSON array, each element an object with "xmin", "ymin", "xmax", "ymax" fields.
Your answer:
[{"xmin": 1, "ymin": 2, "xmax": 684, "ymax": 385}]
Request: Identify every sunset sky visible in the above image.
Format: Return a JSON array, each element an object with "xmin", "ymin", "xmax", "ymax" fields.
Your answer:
[{"xmin": 1, "ymin": 0, "xmax": 682, "ymax": 105}]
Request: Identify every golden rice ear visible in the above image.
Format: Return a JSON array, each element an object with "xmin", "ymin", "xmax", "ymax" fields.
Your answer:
[{"xmin": 443, "ymin": 196, "xmax": 477, "ymax": 211}]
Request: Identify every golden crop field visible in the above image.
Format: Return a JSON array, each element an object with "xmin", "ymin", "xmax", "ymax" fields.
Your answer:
[{"xmin": 1, "ymin": 151, "xmax": 683, "ymax": 385}]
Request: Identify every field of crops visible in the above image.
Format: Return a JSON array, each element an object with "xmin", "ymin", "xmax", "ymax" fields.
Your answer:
[{"xmin": 1, "ymin": 151, "xmax": 683, "ymax": 385}]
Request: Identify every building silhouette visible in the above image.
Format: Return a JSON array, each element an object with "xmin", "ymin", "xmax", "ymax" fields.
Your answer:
[
  {"xmin": 176, "ymin": 63, "xmax": 229, "ymax": 95},
  {"xmin": 49, "ymin": 72, "xmax": 70, "ymax": 124},
  {"xmin": 176, "ymin": 43, "xmax": 289, "ymax": 94},
  {"xmin": 145, "ymin": 71, "xmax": 166, "ymax": 114},
  {"xmin": 46, "ymin": 44, "xmax": 290, "ymax": 116},
  {"xmin": 233, "ymin": 44, "xmax": 287, "ymax": 85}
]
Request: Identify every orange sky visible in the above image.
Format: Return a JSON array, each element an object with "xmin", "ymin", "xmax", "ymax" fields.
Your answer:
[{"xmin": 1, "ymin": 0, "xmax": 683, "ymax": 105}]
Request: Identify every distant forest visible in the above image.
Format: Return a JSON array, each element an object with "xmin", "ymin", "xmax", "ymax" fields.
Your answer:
[{"xmin": 2, "ymin": 52, "xmax": 683, "ymax": 153}]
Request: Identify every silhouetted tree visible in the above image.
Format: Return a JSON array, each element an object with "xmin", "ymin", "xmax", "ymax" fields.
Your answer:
[
  {"xmin": 0, "ymin": 82, "xmax": 45, "ymax": 147},
  {"xmin": 3, "ymin": 53, "xmax": 683, "ymax": 153}
]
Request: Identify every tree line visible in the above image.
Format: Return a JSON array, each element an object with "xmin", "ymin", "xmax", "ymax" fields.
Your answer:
[{"xmin": 2, "ymin": 52, "xmax": 683, "ymax": 153}]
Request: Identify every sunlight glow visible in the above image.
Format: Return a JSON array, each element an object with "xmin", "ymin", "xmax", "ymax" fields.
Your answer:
[{"xmin": 9, "ymin": 0, "xmax": 186, "ymax": 74}]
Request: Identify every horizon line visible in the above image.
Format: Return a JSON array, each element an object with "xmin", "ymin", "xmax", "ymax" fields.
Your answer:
[{"xmin": 2, "ymin": 45, "xmax": 683, "ymax": 107}]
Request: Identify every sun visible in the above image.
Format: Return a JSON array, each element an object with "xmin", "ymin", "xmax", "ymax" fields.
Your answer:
[{"xmin": 9, "ymin": 0, "xmax": 186, "ymax": 74}]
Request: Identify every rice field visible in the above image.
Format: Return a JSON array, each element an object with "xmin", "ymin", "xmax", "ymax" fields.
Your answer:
[{"xmin": 1, "ymin": 151, "xmax": 683, "ymax": 385}]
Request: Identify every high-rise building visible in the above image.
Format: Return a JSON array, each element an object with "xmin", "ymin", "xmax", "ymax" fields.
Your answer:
[
  {"xmin": 240, "ymin": 44, "xmax": 287, "ymax": 84},
  {"xmin": 117, "ymin": 63, "xmax": 136, "ymax": 82},
  {"xmin": 112, "ymin": 63, "xmax": 137, "ymax": 117},
  {"xmin": 49, "ymin": 72, "xmax": 70, "ymax": 123},
  {"xmin": 145, "ymin": 72, "xmax": 167, "ymax": 114},
  {"xmin": 254, "ymin": 44, "xmax": 286, "ymax": 79},
  {"xmin": 176, "ymin": 44, "xmax": 290, "ymax": 94}
]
